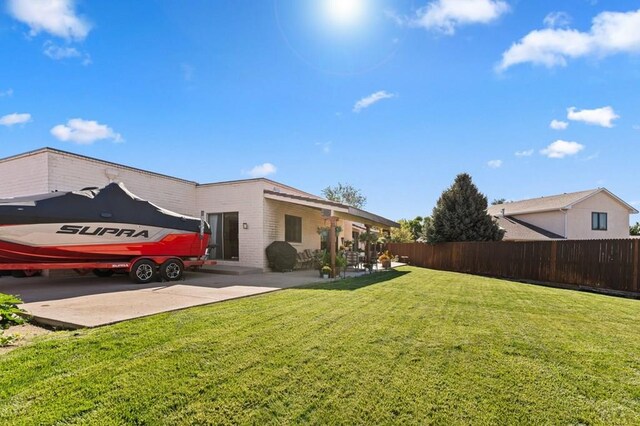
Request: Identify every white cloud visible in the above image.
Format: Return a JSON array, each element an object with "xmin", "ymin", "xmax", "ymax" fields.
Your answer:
[
  {"xmin": 540, "ymin": 140, "xmax": 585, "ymax": 158},
  {"xmin": 50, "ymin": 118, "xmax": 123, "ymax": 144},
  {"xmin": 353, "ymin": 91, "xmax": 395, "ymax": 113},
  {"xmin": 42, "ymin": 40, "xmax": 91, "ymax": 64},
  {"xmin": 181, "ymin": 63, "xmax": 194, "ymax": 82},
  {"xmin": 384, "ymin": 9, "xmax": 405, "ymax": 27},
  {"xmin": 543, "ymin": 12, "xmax": 572, "ymax": 29},
  {"xmin": 487, "ymin": 159, "xmax": 502, "ymax": 168},
  {"xmin": 567, "ymin": 106, "xmax": 619, "ymax": 128},
  {"xmin": 581, "ymin": 152, "xmax": 600, "ymax": 162},
  {"xmin": 514, "ymin": 149, "xmax": 534, "ymax": 157},
  {"xmin": 633, "ymin": 125, "xmax": 640, "ymax": 131},
  {"xmin": 498, "ymin": 8, "xmax": 640, "ymax": 71},
  {"xmin": 412, "ymin": 0, "xmax": 509, "ymax": 35},
  {"xmin": 0, "ymin": 113, "xmax": 32, "ymax": 126},
  {"xmin": 7, "ymin": 0, "xmax": 91, "ymax": 40},
  {"xmin": 315, "ymin": 141, "xmax": 332, "ymax": 154},
  {"xmin": 246, "ymin": 163, "xmax": 277, "ymax": 178},
  {"xmin": 43, "ymin": 40, "xmax": 79, "ymax": 59},
  {"xmin": 0, "ymin": 89, "xmax": 14, "ymax": 97},
  {"xmin": 550, "ymin": 119, "xmax": 569, "ymax": 130}
]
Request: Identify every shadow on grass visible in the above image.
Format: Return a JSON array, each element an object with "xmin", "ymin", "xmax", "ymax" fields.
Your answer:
[{"xmin": 301, "ymin": 269, "xmax": 411, "ymax": 291}]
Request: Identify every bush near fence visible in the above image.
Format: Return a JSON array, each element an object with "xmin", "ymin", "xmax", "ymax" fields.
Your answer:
[{"xmin": 388, "ymin": 240, "xmax": 640, "ymax": 294}]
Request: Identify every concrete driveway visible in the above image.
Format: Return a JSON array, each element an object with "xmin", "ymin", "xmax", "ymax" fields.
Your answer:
[{"xmin": 0, "ymin": 270, "xmax": 327, "ymax": 329}]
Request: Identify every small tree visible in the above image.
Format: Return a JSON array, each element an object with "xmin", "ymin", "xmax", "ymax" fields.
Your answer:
[
  {"xmin": 631, "ymin": 222, "xmax": 640, "ymax": 236},
  {"xmin": 322, "ymin": 183, "xmax": 366, "ymax": 209},
  {"xmin": 426, "ymin": 173, "xmax": 504, "ymax": 243},
  {"xmin": 491, "ymin": 198, "xmax": 506, "ymax": 205},
  {"xmin": 389, "ymin": 225, "xmax": 414, "ymax": 243}
]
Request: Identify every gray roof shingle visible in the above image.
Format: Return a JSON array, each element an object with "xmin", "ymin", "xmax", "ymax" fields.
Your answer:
[
  {"xmin": 488, "ymin": 188, "xmax": 617, "ymax": 216},
  {"xmin": 495, "ymin": 216, "xmax": 564, "ymax": 241}
]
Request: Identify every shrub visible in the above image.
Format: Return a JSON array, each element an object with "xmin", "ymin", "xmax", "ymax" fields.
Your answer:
[
  {"xmin": 0, "ymin": 331, "xmax": 17, "ymax": 347},
  {"xmin": 265, "ymin": 241, "xmax": 298, "ymax": 272},
  {"xmin": 0, "ymin": 293, "xmax": 25, "ymax": 328}
]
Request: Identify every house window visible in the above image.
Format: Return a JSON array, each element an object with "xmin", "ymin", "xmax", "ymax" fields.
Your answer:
[
  {"xmin": 285, "ymin": 215, "xmax": 302, "ymax": 243},
  {"xmin": 592, "ymin": 212, "xmax": 607, "ymax": 231}
]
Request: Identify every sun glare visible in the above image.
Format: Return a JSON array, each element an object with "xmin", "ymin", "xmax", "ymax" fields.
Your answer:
[{"xmin": 323, "ymin": 0, "xmax": 366, "ymax": 27}]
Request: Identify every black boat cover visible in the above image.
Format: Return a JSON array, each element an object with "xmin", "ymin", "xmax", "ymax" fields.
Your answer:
[{"xmin": 0, "ymin": 183, "xmax": 210, "ymax": 234}]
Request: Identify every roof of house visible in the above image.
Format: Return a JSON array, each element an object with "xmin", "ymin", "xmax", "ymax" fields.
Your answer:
[
  {"xmin": 495, "ymin": 216, "xmax": 565, "ymax": 241},
  {"xmin": 264, "ymin": 190, "xmax": 400, "ymax": 229},
  {"xmin": 0, "ymin": 147, "xmax": 327, "ymax": 201},
  {"xmin": 488, "ymin": 188, "xmax": 639, "ymax": 216}
]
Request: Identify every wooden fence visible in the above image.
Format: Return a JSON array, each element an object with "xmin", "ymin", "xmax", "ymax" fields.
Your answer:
[{"xmin": 387, "ymin": 240, "xmax": 640, "ymax": 294}]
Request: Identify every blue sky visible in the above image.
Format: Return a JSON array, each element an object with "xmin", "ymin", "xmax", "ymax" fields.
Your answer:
[{"xmin": 0, "ymin": 0, "xmax": 639, "ymax": 222}]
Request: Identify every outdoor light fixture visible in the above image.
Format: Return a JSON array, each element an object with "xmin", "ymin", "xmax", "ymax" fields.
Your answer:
[{"xmin": 243, "ymin": 223, "xmax": 249, "ymax": 230}]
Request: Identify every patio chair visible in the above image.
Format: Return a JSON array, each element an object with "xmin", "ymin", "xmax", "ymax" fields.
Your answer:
[
  {"xmin": 345, "ymin": 251, "xmax": 361, "ymax": 271},
  {"xmin": 302, "ymin": 250, "xmax": 314, "ymax": 269}
]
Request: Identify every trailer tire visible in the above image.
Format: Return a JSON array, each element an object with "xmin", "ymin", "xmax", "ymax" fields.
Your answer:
[
  {"xmin": 11, "ymin": 270, "xmax": 41, "ymax": 278},
  {"xmin": 160, "ymin": 258, "xmax": 184, "ymax": 282},
  {"xmin": 93, "ymin": 268, "xmax": 115, "ymax": 278},
  {"xmin": 130, "ymin": 259, "xmax": 157, "ymax": 284}
]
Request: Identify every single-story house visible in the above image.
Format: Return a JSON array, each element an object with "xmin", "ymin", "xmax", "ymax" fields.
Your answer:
[
  {"xmin": 0, "ymin": 147, "xmax": 398, "ymax": 271},
  {"xmin": 488, "ymin": 188, "xmax": 638, "ymax": 241}
]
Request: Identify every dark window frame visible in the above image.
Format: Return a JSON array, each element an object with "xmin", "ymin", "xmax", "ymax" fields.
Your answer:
[
  {"xmin": 285, "ymin": 214, "xmax": 302, "ymax": 243},
  {"xmin": 591, "ymin": 212, "xmax": 608, "ymax": 231}
]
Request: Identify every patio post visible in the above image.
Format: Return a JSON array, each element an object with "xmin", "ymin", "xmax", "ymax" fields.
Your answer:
[
  {"xmin": 365, "ymin": 224, "xmax": 371, "ymax": 265},
  {"xmin": 329, "ymin": 216, "xmax": 337, "ymax": 278}
]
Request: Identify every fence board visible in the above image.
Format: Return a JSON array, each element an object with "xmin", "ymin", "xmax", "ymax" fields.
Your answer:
[{"xmin": 388, "ymin": 240, "xmax": 640, "ymax": 295}]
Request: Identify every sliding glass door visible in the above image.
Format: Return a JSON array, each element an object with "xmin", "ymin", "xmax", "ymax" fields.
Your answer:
[{"xmin": 207, "ymin": 212, "xmax": 239, "ymax": 261}]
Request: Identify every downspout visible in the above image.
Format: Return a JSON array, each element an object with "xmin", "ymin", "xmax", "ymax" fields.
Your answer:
[{"xmin": 561, "ymin": 208, "xmax": 569, "ymax": 238}]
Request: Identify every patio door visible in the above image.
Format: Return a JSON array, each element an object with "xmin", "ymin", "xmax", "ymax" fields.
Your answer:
[{"xmin": 207, "ymin": 212, "xmax": 239, "ymax": 261}]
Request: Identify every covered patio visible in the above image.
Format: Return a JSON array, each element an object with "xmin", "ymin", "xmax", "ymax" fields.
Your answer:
[{"xmin": 263, "ymin": 190, "xmax": 400, "ymax": 277}]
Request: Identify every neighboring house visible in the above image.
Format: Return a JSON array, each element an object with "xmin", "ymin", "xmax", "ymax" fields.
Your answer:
[
  {"xmin": 488, "ymin": 189, "xmax": 638, "ymax": 241},
  {"xmin": 0, "ymin": 147, "xmax": 398, "ymax": 270}
]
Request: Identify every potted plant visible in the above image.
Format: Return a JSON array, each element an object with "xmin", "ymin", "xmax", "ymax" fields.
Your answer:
[
  {"xmin": 321, "ymin": 265, "xmax": 332, "ymax": 279},
  {"xmin": 378, "ymin": 253, "xmax": 391, "ymax": 269},
  {"xmin": 317, "ymin": 225, "xmax": 342, "ymax": 238}
]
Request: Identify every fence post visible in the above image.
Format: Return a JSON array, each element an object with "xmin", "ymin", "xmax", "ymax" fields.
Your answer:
[
  {"xmin": 633, "ymin": 239, "xmax": 639, "ymax": 293},
  {"xmin": 549, "ymin": 241, "xmax": 557, "ymax": 283}
]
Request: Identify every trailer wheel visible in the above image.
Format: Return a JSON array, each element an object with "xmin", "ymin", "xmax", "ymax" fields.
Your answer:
[
  {"xmin": 160, "ymin": 259, "xmax": 184, "ymax": 281},
  {"xmin": 130, "ymin": 259, "xmax": 157, "ymax": 284},
  {"xmin": 93, "ymin": 268, "xmax": 115, "ymax": 278},
  {"xmin": 11, "ymin": 270, "xmax": 41, "ymax": 278}
]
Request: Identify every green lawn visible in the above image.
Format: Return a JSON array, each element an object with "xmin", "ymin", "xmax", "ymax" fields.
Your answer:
[{"xmin": 2, "ymin": 267, "xmax": 640, "ymax": 425}]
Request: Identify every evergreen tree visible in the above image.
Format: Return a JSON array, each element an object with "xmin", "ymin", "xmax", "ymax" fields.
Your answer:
[{"xmin": 426, "ymin": 173, "xmax": 504, "ymax": 243}]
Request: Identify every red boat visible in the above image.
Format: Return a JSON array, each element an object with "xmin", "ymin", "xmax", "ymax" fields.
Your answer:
[{"xmin": 0, "ymin": 183, "xmax": 212, "ymax": 283}]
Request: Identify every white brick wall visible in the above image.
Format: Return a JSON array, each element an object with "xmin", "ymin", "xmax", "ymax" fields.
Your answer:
[
  {"xmin": 0, "ymin": 151, "xmax": 49, "ymax": 198},
  {"xmin": 196, "ymin": 180, "xmax": 266, "ymax": 269},
  {"xmin": 47, "ymin": 151, "xmax": 197, "ymax": 216}
]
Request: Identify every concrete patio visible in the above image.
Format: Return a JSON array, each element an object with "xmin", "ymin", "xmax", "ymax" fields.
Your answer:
[{"xmin": 0, "ymin": 266, "xmax": 398, "ymax": 329}]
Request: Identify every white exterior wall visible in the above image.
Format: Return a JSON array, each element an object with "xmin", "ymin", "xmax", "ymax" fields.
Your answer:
[
  {"xmin": 47, "ymin": 152, "xmax": 197, "ymax": 216},
  {"xmin": 196, "ymin": 180, "xmax": 265, "ymax": 269},
  {"xmin": 263, "ymin": 199, "xmax": 325, "ymax": 266},
  {"xmin": 0, "ymin": 152, "xmax": 49, "ymax": 198},
  {"xmin": 566, "ymin": 192, "xmax": 631, "ymax": 239},
  {"xmin": 512, "ymin": 210, "xmax": 566, "ymax": 237}
]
